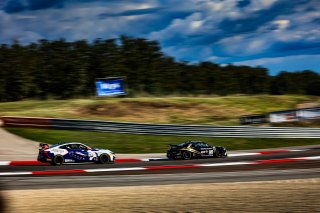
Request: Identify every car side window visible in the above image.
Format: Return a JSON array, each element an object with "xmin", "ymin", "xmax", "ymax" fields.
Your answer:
[
  {"xmin": 60, "ymin": 145, "xmax": 68, "ymax": 149},
  {"xmin": 79, "ymin": 145, "xmax": 88, "ymax": 150},
  {"xmin": 194, "ymin": 143, "xmax": 201, "ymax": 148},
  {"xmin": 201, "ymin": 143, "xmax": 210, "ymax": 148},
  {"xmin": 69, "ymin": 144, "xmax": 80, "ymax": 150}
]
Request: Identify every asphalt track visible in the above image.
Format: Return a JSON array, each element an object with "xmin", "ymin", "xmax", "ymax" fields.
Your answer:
[{"xmin": 1, "ymin": 147, "xmax": 320, "ymax": 190}]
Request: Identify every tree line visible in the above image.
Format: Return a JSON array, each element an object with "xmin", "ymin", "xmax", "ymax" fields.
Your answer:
[{"xmin": 1, "ymin": 36, "xmax": 320, "ymax": 101}]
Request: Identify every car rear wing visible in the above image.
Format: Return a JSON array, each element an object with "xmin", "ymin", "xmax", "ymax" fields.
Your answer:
[{"xmin": 39, "ymin": 143, "xmax": 49, "ymax": 150}]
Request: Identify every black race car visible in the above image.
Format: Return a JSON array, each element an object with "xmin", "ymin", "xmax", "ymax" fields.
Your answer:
[{"xmin": 167, "ymin": 141, "xmax": 227, "ymax": 160}]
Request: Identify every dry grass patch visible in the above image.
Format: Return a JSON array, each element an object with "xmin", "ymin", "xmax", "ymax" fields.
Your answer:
[{"xmin": 80, "ymin": 100, "xmax": 247, "ymax": 124}]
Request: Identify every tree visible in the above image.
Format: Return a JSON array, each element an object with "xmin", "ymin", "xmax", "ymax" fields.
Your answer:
[{"xmin": 0, "ymin": 36, "xmax": 319, "ymax": 101}]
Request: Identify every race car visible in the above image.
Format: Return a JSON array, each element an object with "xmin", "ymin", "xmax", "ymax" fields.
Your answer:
[
  {"xmin": 37, "ymin": 142, "xmax": 116, "ymax": 165},
  {"xmin": 166, "ymin": 141, "xmax": 227, "ymax": 160}
]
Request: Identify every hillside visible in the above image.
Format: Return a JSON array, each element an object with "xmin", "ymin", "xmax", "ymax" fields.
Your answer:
[{"xmin": 1, "ymin": 95, "xmax": 319, "ymax": 126}]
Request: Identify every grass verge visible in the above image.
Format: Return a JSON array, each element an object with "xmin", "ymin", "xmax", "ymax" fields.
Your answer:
[{"xmin": 6, "ymin": 127, "xmax": 320, "ymax": 153}]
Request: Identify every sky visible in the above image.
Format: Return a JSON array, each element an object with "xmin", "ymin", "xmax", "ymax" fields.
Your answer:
[{"xmin": 0, "ymin": 0, "xmax": 319, "ymax": 75}]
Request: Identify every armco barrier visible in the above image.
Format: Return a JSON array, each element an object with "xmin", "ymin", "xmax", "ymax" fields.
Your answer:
[{"xmin": 2, "ymin": 116, "xmax": 320, "ymax": 138}]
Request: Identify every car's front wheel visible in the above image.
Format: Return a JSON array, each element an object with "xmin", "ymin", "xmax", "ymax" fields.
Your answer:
[
  {"xmin": 98, "ymin": 154, "xmax": 110, "ymax": 164},
  {"xmin": 51, "ymin": 155, "xmax": 64, "ymax": 165},
  {"xmin": 215, "ymin": 150, "xmax": 227, "ymax": 158},
  {"xmin": 182, "ymin": 151, "xmax": 192, "ymax": 160}
]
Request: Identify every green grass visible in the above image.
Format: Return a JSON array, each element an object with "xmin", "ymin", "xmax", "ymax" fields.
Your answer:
[{"xmin": 6, "ymin": 127, "xmax": 320, "ymax": 153}]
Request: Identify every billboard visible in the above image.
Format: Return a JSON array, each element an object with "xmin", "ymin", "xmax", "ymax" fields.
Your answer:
[
  {"xmin": 297, "ymin": 107, "xmax": 320, "ymax": 120},
  {"xmin": 95, "ymin": 77, "xmax": 126, "ymax": 97},
  {"xmin": 240, "ymin": 114, "xmax": 268, "ymax": 125},
  {"xmin": 240, "ymin": 107, "xmax": 320, "ymax": 124},
  {"xmin": 269, "ymin": 110, "xmax": 298, "ymax": 123}
]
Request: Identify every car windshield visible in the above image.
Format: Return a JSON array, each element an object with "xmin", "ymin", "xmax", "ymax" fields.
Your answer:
[{"xmin": 177, "ymin": 142, "xmax": 191, "ymax": 147}]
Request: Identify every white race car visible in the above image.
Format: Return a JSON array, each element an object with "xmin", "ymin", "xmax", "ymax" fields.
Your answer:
[{"xmin": 37, "ymin": 142, "xmax": 116, "ymax": 165}]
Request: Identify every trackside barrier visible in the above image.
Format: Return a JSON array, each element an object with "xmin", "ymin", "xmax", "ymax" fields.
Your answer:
[
  {"xmin": 2, "ymin": 116, "xmax": 320, "ymax": 138},
  {"xmin": 1, "ymin": 116, "xmax": 51, "ymax": 128}
]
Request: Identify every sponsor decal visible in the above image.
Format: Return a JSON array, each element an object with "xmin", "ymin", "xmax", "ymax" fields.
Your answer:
[
  {"xmin": 75, "ymin": 152, "xmax": 86, "ymax": 156},
  {"xmin": 69, "ymin": 152, "xmax": 87, "ymax": 161}
]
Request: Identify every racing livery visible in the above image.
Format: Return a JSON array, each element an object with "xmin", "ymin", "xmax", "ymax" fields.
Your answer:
[
  {"xmin": 167, "ymin": 141, "xmax": 227, "ymax": 160},
  {"xmin": 37, "ymin": 142, "xmax": 116, "ymax": 165}
]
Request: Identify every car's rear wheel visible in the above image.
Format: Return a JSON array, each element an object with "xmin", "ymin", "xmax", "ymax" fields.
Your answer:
[
  {"xmin": 98, "ymin": 154, "xmax": 110, "ymax": 164},
  {"xmin": 215, "ymin": 150, "xmax": 222, "ymax": 158},
  {"xmin": 51, "ymin": 155, "xmax": 64, "ymax": 165},
  {"xmin": 182, "ymin": 151, "xmax": 192, "ymax": 160}
]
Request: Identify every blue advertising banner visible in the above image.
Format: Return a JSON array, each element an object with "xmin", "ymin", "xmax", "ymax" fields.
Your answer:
[{"xmin": 95, "ymin": 78, "xmax": 126, "ymax": 97}]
